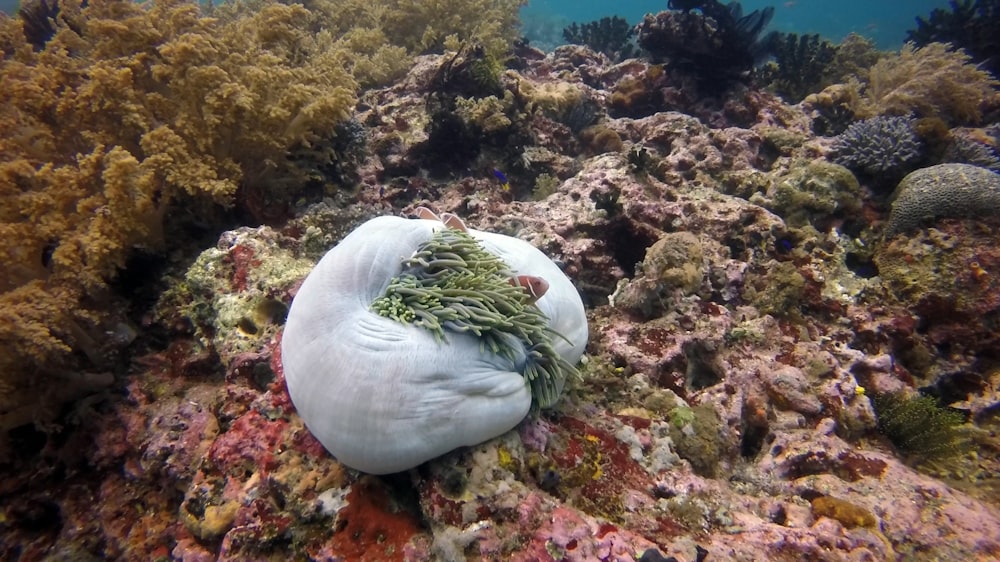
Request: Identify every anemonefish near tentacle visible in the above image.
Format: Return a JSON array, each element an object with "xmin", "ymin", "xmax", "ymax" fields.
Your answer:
[{"xmin": 510, "ymin": 274, "xmax": 549, "ymax": 303}]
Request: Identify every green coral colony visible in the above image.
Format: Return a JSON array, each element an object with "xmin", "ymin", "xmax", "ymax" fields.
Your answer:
[{"xmin": 370, "ymin": 228, "xmax": 577, "ymax": 408}]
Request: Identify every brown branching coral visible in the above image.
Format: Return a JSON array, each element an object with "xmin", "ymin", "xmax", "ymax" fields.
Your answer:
[
  {"xmin": 0, "ymin": 0, "xmax": 530, "ymax": 439},
  {"xmin": 0, "ymin": 0, "xmax": 358, "ymax": 432},
  {"xmin": 290, "ymin": 0, "xmax": 526, "ymax": 71},
  {"xmin": 379, "ymin": 0, "xmax": 526, "ymax": 56},
  {"xmin": 862, "ymin": 42, "xmax": 1000, "ymax": 125}
]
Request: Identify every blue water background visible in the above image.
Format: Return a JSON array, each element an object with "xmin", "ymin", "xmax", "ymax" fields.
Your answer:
[
  {"xmin": 522, "ymin": 0, "xmax": 954, "ymax": 51},
  {"xmin": 0, "ymin": 0, "xmax": 955, "ymax": 52}
]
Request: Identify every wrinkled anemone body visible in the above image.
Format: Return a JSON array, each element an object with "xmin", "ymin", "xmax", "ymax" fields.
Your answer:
[{"xmin": 281, "ymin": 216, "xmax": 588, "ymax": 474}]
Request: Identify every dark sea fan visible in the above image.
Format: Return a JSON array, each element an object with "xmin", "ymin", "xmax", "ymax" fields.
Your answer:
[
  {"xmin": 17, "ymin": 0, "xmax": 62, "ymax": 51},
  {"xmin": 907, "ymin": 0, "xmax": 1000, "ymax": 79},
  {"xmin": 637, "ymin": 0, "xmax": 776, "ymax": 91}
]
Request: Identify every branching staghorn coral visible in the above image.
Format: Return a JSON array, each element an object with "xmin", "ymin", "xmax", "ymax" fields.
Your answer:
[
  {"xmin": 832, "ymin": 116, "xmax": 924, "ymax": 177},
  {"xmin": 371, "ymin": 227, "xmax": 577, "ymax": 409}
]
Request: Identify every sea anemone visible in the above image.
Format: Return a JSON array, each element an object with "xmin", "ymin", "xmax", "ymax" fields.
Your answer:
[{"xmin": 280, "ymin": 214, "xmax": 588, "ymax": 474}]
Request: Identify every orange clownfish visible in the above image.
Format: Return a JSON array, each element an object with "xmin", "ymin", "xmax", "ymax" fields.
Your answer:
[{"xmin": 510, "ymin": 275, "xmax": 548, "ymax": 303}]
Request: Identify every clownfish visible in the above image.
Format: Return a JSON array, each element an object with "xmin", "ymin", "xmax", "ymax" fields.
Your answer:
[{"xmin": 510, "ymin": 274, "xmax": 549, "ymax": 303}]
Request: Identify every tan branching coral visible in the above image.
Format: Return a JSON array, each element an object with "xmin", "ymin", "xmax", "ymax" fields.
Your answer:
[
  {"xmin": 282, "ymin": 0, "xmax": 526, "ymax": 71},
  {"xmin": 1, "ymin": 0, "xmax": 361, "ymax": 432},
  {"xmin": 862, "ymin": 42, "xmax": 1000, "ymax": 125},
  {"xmin": 0, "ymin": 0, "xmax": 530, "ymax": 438},
  {"xmin": 379, "ymin": 0, "xmax": 526, "ymax": 55}
]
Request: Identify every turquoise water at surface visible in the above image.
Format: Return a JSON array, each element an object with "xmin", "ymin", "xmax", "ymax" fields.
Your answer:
[
  {"xmin": 2, "ymin": 0, "xmax": 956, "ymax": 51},
  {"xmin": 521, "ymin": 0, "xmax": 955, "ymax": 51}
]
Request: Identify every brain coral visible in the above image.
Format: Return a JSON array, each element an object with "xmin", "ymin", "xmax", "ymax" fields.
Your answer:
[{"xmin": 884, "ymin": 163, "xmax": 1000, "ymax": 238}]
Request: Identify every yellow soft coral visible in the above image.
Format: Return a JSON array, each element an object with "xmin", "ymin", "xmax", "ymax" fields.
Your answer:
[
  {"xmin": 378, "ymin": 0, "xmax": 526, "ymax": 55},
  {"xmin": 0, "ymin": 0, "xmax": 530, "ymax": 442},
  {"xmin": 863, "ymin": 42, "xmax": 1000, "ymax": 125},
  {"xmin": 0, "ymin": 0, "xmax": 357, "ymax": 433}
]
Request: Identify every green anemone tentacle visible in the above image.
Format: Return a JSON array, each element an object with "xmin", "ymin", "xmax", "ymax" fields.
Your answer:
[{"xmin": 370, "ymin": 227, "xmax": 577, "ymax": 408}]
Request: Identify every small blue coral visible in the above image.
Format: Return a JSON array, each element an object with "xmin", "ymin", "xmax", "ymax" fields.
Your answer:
[{"xmin": 832, "ymin": 116, "xmax": 923, "ymax": 177}]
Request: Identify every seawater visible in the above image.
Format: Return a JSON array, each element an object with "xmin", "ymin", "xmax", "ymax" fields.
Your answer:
[
  {"xmin": 2, "ymin": 0, "xmax": 957, "ymax": 51},
  {"xmin": 521, "ymin": 0, "xmax": 955, "ymax": 51}
]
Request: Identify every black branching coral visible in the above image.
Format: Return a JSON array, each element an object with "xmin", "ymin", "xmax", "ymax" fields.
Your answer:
[
  {"xmin": 562, "ymin": 16, "xmax": 638, "ymax": 62},
  {"xmin": 872, "ymin": 393, "xmax": 966, "ymax": 460},
  {"xmin": 758, "ymin": 32, "xmax": 837, "ymax": 103},
  {"xmin": 907, "ymin": 0, "xmax": 1000, "ymax": 79},
  {"xmin": 16, "ymin": 0, "xmax": 88, "ymax": 51},
  {"xmin": 637, "ymin": 0, "xmax": 775, "ymax": 90}
]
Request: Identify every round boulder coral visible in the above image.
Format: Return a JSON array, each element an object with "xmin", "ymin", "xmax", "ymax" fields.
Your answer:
[
  {"xmin": 767, "ymin": 161, "xmax": 862, "ymax": 229},
  {"xmin": 280, "ymin": 215, "xmax": 588, "ymax": 474},
  {"xmin": 885, "ymin": 163, "xmax": 1000, "ymax": 237}
]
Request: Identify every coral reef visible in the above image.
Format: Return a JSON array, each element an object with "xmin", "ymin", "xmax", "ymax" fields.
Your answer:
[
  {"xmin": 807, "ymin": 41, "xmax": 1000, "ymax": 131},
  {"xmin": 3, "ymin": 19, "xmax": 1000, "ymax": 562},
  {"xmin": 0, "ymin": 0, "xmax": 529, "ymax": 438},
  {"xmin": 791, "ymin": 33, "xmax": 880, "ymax": 133},
  {"xmin": 862, "ymin": 42, "xmax": 1000, "ymax": 125},
  {"xmin": 372, "ymin": 0, "xmax": 526, "ymax": 56},
  {"xmin": 823, "ymin": 33, "xmax": 881, "ymax": 86},
  {"xmin": 943, "ymin": 133, "xmax": 1000, "ymax": 171},
  {"xmin": 0, "ymin": 0, "xmax": 357, "ymax": 433},
  {"xmin": 609, "ymin": 65, "xmax": 670, "ymax": 119},
  {"xmin": 874, "ymin": 187, "xmax": 1000, "ymax": 365},
  {"xmin": 874, "ymin": 236, "xmax": 1000, "ymax": 361},
  {"xmin": 802, "ymin": 82, "xmax": 865, "ymax": 136},
  {"xmin": 883, "ymin": 163, "xmax": 1000, "ymax": 237},
  {"xmin": 760, "ymin": 160, "xmax": 863, "ymax": 230}
]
